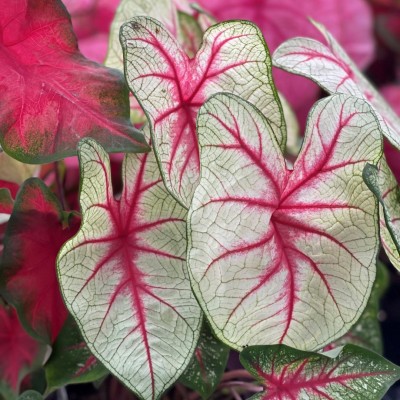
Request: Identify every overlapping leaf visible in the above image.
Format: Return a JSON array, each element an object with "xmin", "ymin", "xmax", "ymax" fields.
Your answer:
[
  {"xmin": 0, "ymin": 305, "xmax": 45, "ymax": 399},
  {"xmin": 45, "ymin": 316, "xmax": 108, "ymax": 391},
  {"xmin": 273, "ymin": 20, "xmax": 400, "ymax": 150},
  {"xmin": 0, "ymin": 178, "xmax": 80, "ymax": 344},
  {"xmin": 364, "ymin": 158, "xmax": 400, "ymax": 270},
  {"xmin": 240, "ymin": 344, "xmax": 400, "ymax": 399},
  {"xmin": 105, "ymin": 0, "xmax": 202, "ymax": 126},
  {"xmin": 106, "ymin": 0, "xmax": 181, "ymax": 71},
  {"xmin": 179, "ymin": 322, "xmax": 229, "ymax": 398},
  {"xmin": 188, "ymin": 93, "xmax": 382, "ymax": 351},
  {"xmin": 57, "ymin": 138, "xmax": 202, "ymax": 400},
  {"xmin": 0, "ymin": 0, "xmax": 148, "ymax": 163},
  {"xmin": 121, "ymin": 16, "xmax": 285, "ymax": 207}
]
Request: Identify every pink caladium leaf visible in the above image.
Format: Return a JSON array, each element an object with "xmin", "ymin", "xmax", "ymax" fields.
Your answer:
[
  {"xmin": 239, "ymin": 344, "xmax": 400, "ymax": 400},
  {"xmin": 188, "ymin": 93, "xmax": 383, "ymax": 351},
  {"xmin": 0, "ymin": 178, "xmax": 81, "ymax": 344},
  {"xmin": 121, "ymin": 17, "xmax": 285, "ymax": 208},
  {"xmin": 273, "ymin": 20, "xmax": 400, "ymax": 150},
  {"xmin": 0, "ymin": 305, "xmax": 45, "ymax": 397},
  {"xmin": 0, "ymin": 0, "xmax": 148, "ymax": 163},
  {"xmin": 57, "ymin": 138, "xmax": 202, "ymax": 400},
  {"xmin": 364, "ymin": 159, "xmax": 400, "ymax": 271}
]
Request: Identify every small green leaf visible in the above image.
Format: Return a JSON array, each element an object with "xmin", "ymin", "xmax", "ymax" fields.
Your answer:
[
  {"xmin": 44, "ymin": 316, "xmax": 108, "ymax": 392},
  {"xmin": 240, "ymin": 344, "xmax": 400, "ymax": 399},
  {"xmin": 179, "ymin": 322, "xmax": 229, "ymax": 398},
  {"xmin": 18, "ymin": 391, "xmax": 43, "ymax": 400},
  {"xmin": 364, "ymin": 159, "xmax": 400, "ymax": 270}
]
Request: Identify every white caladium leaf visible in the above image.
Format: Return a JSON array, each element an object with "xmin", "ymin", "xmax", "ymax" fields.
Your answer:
[
  {"xmin": 121, "ymin": 16, "xmax": 285, "ymax": 208},
  {"xmin": 106, "ymin": 0, "xmax": 180, "ymax": 71},
  {"xmin": 364, "ymin": 159, "xmax": 400, "ymax": 271},
  {"xmin": 240, "ymin": 344, "xmax": 400, "ymax": 399},
  {"xmin": 273, "ymin": 20, "xmax": 400, "ymax": 150},
  {"xmin": 57, "ymin": 138, "xmax": 202, "ymax": 400},
  {"xmin": 188, "ymin": 93, "xmax": 382, "ymax": 351}
]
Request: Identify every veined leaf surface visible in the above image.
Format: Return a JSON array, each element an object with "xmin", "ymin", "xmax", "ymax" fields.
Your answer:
[
  {"xmin": 57, "ymin": 138, "xmax": 202, "ymax": 400},
  {"xmin": 273, "ymin": 20, "xmax": 400, "ymax": 150},
  {"xmin": 364, "ymin": 159, "xmax": 400, "ymax": 271},
  {"xmin": 106, "ymin": 0, "xmax": 181, "ymax": 71},
  {"xmin": 188, "ymin": 93, "xmax": 382, "ymax": 351},
  {"xmin": 0, "ymin": 178, "xmax": 80, "ymax": 344},
  {"xmin": 0, "ymin": 0, "xmax": 148, "ymax": 163},
  {"xmin": 121, "ymin": 17, "xmax": 285, "ymax": 208},
  {"xmin": 240, "ymin": 344, "xmax": 400, "ymax": 399}
]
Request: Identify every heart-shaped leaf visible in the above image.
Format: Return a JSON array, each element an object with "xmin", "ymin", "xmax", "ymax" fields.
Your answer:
[
  {"xmin": 179, "ymin": 322, "xmax": 229, "ymax": 399},
  {"xmin": 364, "ymin": 159, "xmax": 400, "ymax": 271},
  {"xmin": 45, "ymin": 316, "xmax": 108, "ymax": 391},
  {"xmin": 0, "ymin": 305, "xmax": 45, "ymax": 398},
  {"xmin": 188, "ymin": 93, "xmax": 382, "ymax": 351},
  {"xmin": 0, "ymin": 178, "xmax": 80, "ymax": 344},
  {"xmin": 273, "ymin": 20, "xmax": 400, "ymax": 150},
  {"xmin": 121, "ymin": 17, "xmax": 285, "ymax": 208},
  {"xmin": 57, "ymin": 138, "xmax": 202, "ymax": 400},
  {"xmin": 0, "ymin": 0, "xmax": 148, "ymax": 163},
  {"xmin": 240, "ymin": 344, "xmax": 400, "ymax": 399}
]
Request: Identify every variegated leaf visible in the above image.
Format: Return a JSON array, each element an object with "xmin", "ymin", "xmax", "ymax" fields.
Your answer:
[
  {"xmin": 121, "ymin": 17, "xmax": 285, "ymax": 208},
  {"xmin": 364, "ymin": 158, "xmax": 400, "ymax": 270},
  {"xmin": 273, "ymin": 20, "xmax": 400, "ymax": 150},
  {"xmin": 179, "ymin": 322, "xmax": 229, "ymax": 398},
  {"xmin": 240, "ymin": 344, "xmax": 400, "ymax": 399},
  {"xmin": 188, "ymin": 93, "xmax": 382, "ymax": 351},
  {"xmin": 57, "ymin": 138, "xmax": 202, "ymax": 400}
]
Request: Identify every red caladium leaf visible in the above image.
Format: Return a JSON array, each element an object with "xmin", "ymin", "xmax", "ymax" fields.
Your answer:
[
  {"xmin": 188, "ymin": 93, "xmax": 382, "ymax": 351},
  {"xmin": 121, "ymin": 17, "xmax": 285, "ymax": 208},
  {"xmin": 364, "ymin": 159, "xmax": 400, "ymax": 271},
  {"xmin": 57, "ymin": 138, "xmax": 202, "ymax": 400},
  {"xmin": 273, "ymin": 20, "xmax": 400, "ymax": 150},
  {"xmin": 0, "ymin": 305, "xmax": 45, "ymax": 397},
  {"xmin": 0, "ymin": 0, "xmax": 148, "ymax": 163},
  {"xmin": 240, "ymin": 344, "xmax": 400, "ymax": 399},
  {"xmin": 0, "ymin": 178, "xmax": 80, "ymax": 344},
  {"xmin": 62, "ymin": 0, "xmax": 120, "ymax": 62}
]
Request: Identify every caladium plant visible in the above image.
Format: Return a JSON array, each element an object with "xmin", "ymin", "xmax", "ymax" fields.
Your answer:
[
  {"xmin": 120, "ymin": 16, "xmax": 285, "ymax": 208},
  {"xmin": 1, "ymin": 1, "xmax": 400, "ymax": 399},
  {"xmin": 0, "ymin": 0, "xmax": 148, "ymax": 163},
  {"xmin": 57, "ymin": 137, "xmax": 202, "ymax": 400},
  {"xmin": 240, "ymin": 344, "xmax": 400, "ymax": 399}
]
